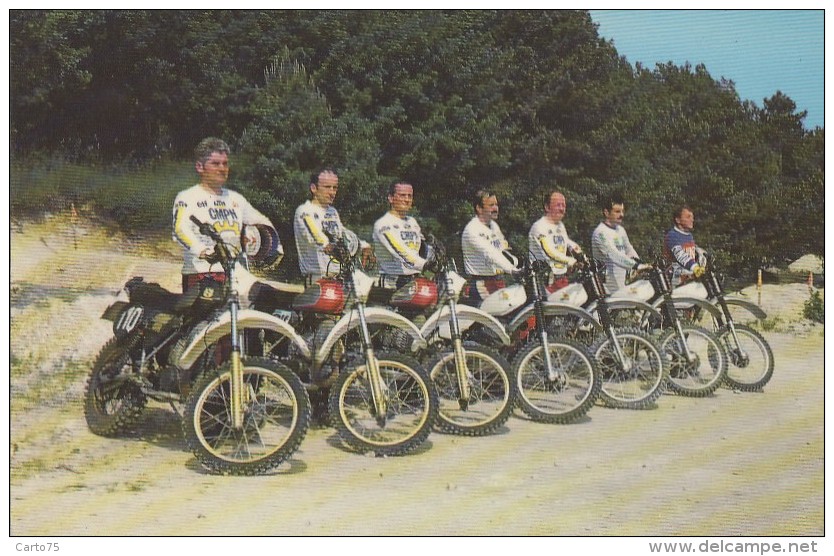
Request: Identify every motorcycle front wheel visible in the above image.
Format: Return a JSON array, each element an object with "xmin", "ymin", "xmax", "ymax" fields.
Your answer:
[
  {"xmin": 514, "ymin": 337, "xmax": 600, "ymax": 423},
  {"xmin": 659, "ymin": 325, "xmax": 727, "ymax": 397},
  {"xmin": 183, "ymin": 357, "xmax": 311, "ymax": 476},
  {"xmin": 329, "ymin": 352, "xmax": 438, "ymax": 456},
  {"xmin": 717, "ymin": 324, "xmax": 774, "ymax": 391},
  {"xmin": 84, "ymin": 337, "xmax": 147, "ymax": 437},
  {"xmin": 592, "ymin": 327, "xmax": 666, "ymax": 409},
  {"xmin": 428, "ymin": 343, "xmax": 515, "ymax": 436}
]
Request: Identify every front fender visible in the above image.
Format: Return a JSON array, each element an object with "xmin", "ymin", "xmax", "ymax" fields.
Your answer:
[
  {"xmin": 657, "ymin": 297, "xmax": 725, "ymax": 321},
  {"xmin": 603, "ymin": 299, "xmax": 664, "ymax": 322},
  {"xmin": 316, "ymin": 307, "xmax": 427, "ymax": 363},
  {"xmin": 421, "ymin": 304, "xmax": 511, "ymax": 346},
  {"xmin": 507, "ymin": 302, "xmax": 603, "ymax": 334},
  {"xmin": 723, "ymin": 297, "xmax": 768, "ymax": 320},
  {"xmin": 178, "ymin": 309, "xmax": 311, "ymax": 369}
]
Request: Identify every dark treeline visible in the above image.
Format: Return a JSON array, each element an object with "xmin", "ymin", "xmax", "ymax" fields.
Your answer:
[{"xmin": 10, "ymin": 10, "xmax": 824, "ymax": 277}]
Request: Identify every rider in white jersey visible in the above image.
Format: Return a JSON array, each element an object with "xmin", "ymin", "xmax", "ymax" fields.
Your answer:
[
  {"xmin": 172, "ymin": 137, "xmax": 279, "ymax": 291},
  {"xmin": 461, "ymin": 190, "xmax": 520, "ymax": 301},
  {"xmin": 373, "ymin": 182, "xmax": 435, "ymax": 288},
  {"xmin": 590, "ymin": 194, "xmax": 648, "ymax": 295},
  {"xmin": 294, "ymin": 169, "xmax": 370, "ymax": 284},
  {"xmin": 528, "ymin": 190, "xmax": 582, "ymax": 292}
]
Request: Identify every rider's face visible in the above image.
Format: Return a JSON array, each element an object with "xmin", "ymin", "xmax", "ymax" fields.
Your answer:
[
  {"xmin": 389, "ymin": 183, "xmax": 414, "ymax": 217},
  {"xmin": 311, "ymin": 171, "xmax": 339, "ymax": 206},
  {"xmin": 676, "ymin": 209, "xmax": 695, "ymax": 232},
  {"xmin": 476, "ymin": 195, "xmax": 499, "ymax": 223},
  {"xmin": 196, "ymin": 152, "xmax": 229, "ymax": 191},
  {"xmin": 604, "ymin": 204, "xmax": 625, "ymax": 226},
  {"xmin": 545, "ymin": 192, "xmax": 567, "ymax": 223}
]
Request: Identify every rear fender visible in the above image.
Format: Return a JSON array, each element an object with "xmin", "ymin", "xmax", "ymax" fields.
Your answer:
[
  {"xmin": 177, "ymin": 309, "xmax": 311, "ymax": 369},
  {"xmin": 421, "ymin": 304, "xmax": 511, "ymax": 346},
  {"xmin": 316, "ymin": 307, "xmax": 426, "ymax": 364}
]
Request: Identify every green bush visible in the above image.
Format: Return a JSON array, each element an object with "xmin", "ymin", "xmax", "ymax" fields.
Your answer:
[{"xmin": 803, "ymin": 290, "xmax": 825, "ymax": 324}]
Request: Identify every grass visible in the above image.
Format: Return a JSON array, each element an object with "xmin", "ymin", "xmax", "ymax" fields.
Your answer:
[{"xmin": 11, "ymin": 157, "xmax": 195, "ymax": 233}]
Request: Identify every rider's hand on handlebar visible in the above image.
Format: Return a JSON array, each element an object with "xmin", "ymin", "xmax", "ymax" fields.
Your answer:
[
  {"xmin": 566, "ymin": 256, "xmax": 578, "ymax": 268},
  {"xmin": 692, "ymin": 265, "xmax": 706, "ymax": 278},
  {"xmin": 634, "ymin": 263, "xmax": 652, "ymax": 272}
]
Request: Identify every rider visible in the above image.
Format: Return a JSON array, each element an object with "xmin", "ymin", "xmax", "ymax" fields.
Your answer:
[
  {"xmin": 528, "ymin": 190, "xmax": 582, "ymax": 293},
  {"xmin": 172, "ymin": 137, "xmax": 281, "ymax": 293},
  {"xmin": 663, "ymin": 204, "xmax": 706, "ymax": 286},
  {"xmin": 591, "ymin": 193, "xmax": 649, "ymax": 295},
  {"xmin": 373, "ymin": 181, "xmax": 437, "ymax": 290},
  {"xmin": 461, "ymin": 189, "xmax": 521, "ymax": 302},
  {"xmin": 293, "ymin": 168, "xmax": 372, "ymax": 285}
]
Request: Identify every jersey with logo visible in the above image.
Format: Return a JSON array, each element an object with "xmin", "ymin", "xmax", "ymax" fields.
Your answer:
[
  {"xmin": 373, "ymin": 211, "xmax": 426, "ymax": 276},
  {"xmin": 528, "ymin": 216, "xmax": 579, "ymax": 276},
  {"xmin": 294, "ymin": 200, "xmax": 348, "ymax": 277},
  {"xmin": 664, "ymin": 226, "xmax": 700, "ymax": 286},
  {"xmin": 172, "ymin": 184, "xmax": 276, "ymax": 275},
  {"xmin": 591, "ymin": 222, "xmax": 639, "ymax": 294},
  {"xmin": 461, "ymin": 217, "xmax": 517, "ymax": 276}
]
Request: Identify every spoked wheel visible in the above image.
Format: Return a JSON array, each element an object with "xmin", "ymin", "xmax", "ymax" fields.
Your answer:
[
  {"xmin": 183, "ymin": 357, "xmax": 311, "ymax": 476},
  {"xmin": 84, "ymin": 337, "xmax": 147, "ymax": 437},
  {"xmin": 329, "ymin": 352, "xmax": 438, "ymax": 456},
  {"xmin": 659, "ymin": 325, "xmax": 727, "ymax": 397},
  {"xmin": 592, "ymin": 327, "xmax": 666, "ymax": 409},
  {"xmin": 428, "ymin": 344, "xmax": 515, "ymax": 436},
  {"xmin": 513, "ymin": 337, "xmax": 601, "ymax": 423},
  {"xmin": 717, "ymin": 324, "xmax": 774, "ymax": 391}
]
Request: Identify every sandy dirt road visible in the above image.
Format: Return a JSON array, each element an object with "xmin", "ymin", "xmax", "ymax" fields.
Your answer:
[{"xmin": 8, "ymin": 216, "xmax": 825, "ymax": 537}]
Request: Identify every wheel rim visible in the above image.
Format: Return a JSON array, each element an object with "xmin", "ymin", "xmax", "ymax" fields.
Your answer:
[
  {"xmin": 337, "ymin": 359, "xmax": 431, "ymax": 448},
  {"xmin": 596, "ymin": 333, "xmax": 663, "ymax": 402},
  {"xmin": 662, "ymin": 329, "xmax": 725, "ymax": 390},
  {"xmin": 430, "ymin": 351, "xmax": 510, "ymax": 428},
  {"xmin": 192, "ymin": 368, "xmax": 300, "ymax": 464},
  {"xmin": 517, "ymin": 342, "xmax": 595, "ymax": 415},
  {"xmin": 722, "ymin": 329, "xmax": 771, "ymax": 384}
]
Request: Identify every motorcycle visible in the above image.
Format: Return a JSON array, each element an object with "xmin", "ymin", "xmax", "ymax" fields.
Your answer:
[
  {"xmin": 85, "ymin": 216, "xmax": 311, "ymax": 475},
  {"xmin": 670, "ymin": 251, "xmax": 774, "ymax": 391},
  {"xmin": 536, "ymin": 252, "xmax": 667, "ymax": 409},
  {"xmin": 244, "ymin": 232, "xmax": 439, "ymax": 456},
  {"xmin": 606, "ymin": 261, "xmax": 728, "ymax": 397},
  {"xmin": 373, "ymin": 235, "xmax": 516, "ymax": 436},
  {"xmin": 462, "ymin": 256, "xmax": 602, "ymax": 423}
]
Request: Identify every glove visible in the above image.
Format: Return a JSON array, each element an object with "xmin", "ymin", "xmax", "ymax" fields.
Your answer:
[
  {"xmin": 692, "ymin": 265, "xmax": 706, "ymax": 278},
  {"xmin": 423, "ymin": 258, "xmax": 440, "ymax": 274},
  {"xmin": 565, "ymin": 256, "xmax": 577, "ymax": 268},
  {"xmin": 634, "ymin": 263, "xmax": 652, "ymax": 272}
]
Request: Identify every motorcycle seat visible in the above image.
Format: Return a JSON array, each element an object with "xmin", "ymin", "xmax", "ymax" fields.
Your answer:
[{"xmin": 128, "ymin": 282, "xmax": 198, "ymax": 314}]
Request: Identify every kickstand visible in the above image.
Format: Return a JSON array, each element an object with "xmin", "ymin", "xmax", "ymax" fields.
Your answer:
[{"xmin": 168, "ymin": 401, "xmax": 182, "ymax": 418}]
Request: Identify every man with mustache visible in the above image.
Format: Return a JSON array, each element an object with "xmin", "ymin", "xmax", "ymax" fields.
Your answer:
[
  {"xmin": 461, "ymin": 190, "xmax": 520, "ymax": 303},
  {"xmin": 591, "ymin": 194, "xmax": 648, "ymax": 295}
]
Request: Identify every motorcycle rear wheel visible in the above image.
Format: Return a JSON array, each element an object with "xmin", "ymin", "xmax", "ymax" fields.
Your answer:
[
  {"xmin": 514, "ymin": 337, "xmax": 600, "ymax": 423},
  {"xmin": 428, "ymin": 343, "xmax": 515, "ymax": 436},
  {"xmin": 183, "ymin": 357, "xmax": 311, "ymax": 476},
  {"xmin": 329, "ymin": 352, "xmax": 438, "ymax": 456},
  {"xmin": 84, "ymin": 337, "xmax": 147, "ymax": 437}
]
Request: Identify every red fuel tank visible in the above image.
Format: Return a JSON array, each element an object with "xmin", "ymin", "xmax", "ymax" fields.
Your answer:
[
  {"xmin": 292, "ymin": 279, "xmax": 346, "ymax": 314},
  {"xmin": 389, "ymin": 277, "xmax": 438, "ymax": 310}
]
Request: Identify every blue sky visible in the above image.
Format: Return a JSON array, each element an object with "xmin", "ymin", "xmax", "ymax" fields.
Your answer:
[{"xmin": 589, "ymin": 9, "xmax": 824, "ymax": 129}]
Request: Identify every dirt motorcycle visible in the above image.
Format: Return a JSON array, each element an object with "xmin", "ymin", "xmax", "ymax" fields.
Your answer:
[
  {"xmin": 243, "ymin": 231, "xmax": 439, "ymax": 456},
  {"xmin": 530, "ymin": 252, "xmax": 667, "ymax": 409},
  {"xmin": 604, "ymin": 260, "xmax": 728, "ymax": 397},
  {"xmin": 670, "ymin": 251, "xmax": 774, "ymax": 391},
  {"xmin": 461, "ymin": 255, "xmax": 602, "ymax": 423},
  {"xmin": 370, "ymin": 235, "xmax": 516, "ymax": 436},
  {"xmin": 85, "ymin": 217, "xmax": 311, "ymax": 475}
]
